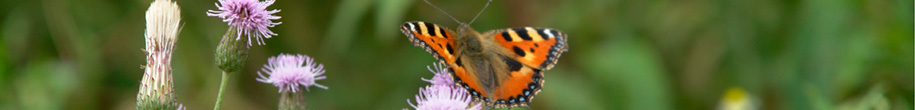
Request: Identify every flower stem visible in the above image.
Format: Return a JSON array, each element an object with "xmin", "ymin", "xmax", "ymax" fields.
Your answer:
[{"xmin": 214, "ymin": 71, "xmax": 230, "ymax": 110}]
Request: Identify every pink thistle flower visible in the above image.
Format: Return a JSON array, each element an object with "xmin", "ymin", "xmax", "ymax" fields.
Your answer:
[
  {"xmin": 257, "ymin": 54, "xmax": 327, "ymax": 93},
  {"xmin": 421, "ymin": 62, "xmax": 453, "ymax": 86},
  {"xmin": 407, "ymin": 84, "xmax": 481, "ymax": 110},
  {"xmin": 207, "ymin": 0, "xmax": 282, "ymax": 46}
]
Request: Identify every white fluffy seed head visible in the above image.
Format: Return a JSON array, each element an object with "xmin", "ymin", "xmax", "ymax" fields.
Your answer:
[
  {"xmin": 146, "ymin": 0, "xmax": 181, "ymax": 41},
  {"xmin": 139, "ymin": 0, "xmax": 182, "ymax": 105}
]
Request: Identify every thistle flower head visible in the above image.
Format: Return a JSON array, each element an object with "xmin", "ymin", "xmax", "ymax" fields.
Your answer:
[
  {"xmin": 138, "ymin": 0, "xmax": 181, "ymax": 109},
  {"xmin": 407, "ymin": 84, "xmax": 481, "ymax": 110},
  {"xmin": 207, "ymin": 0, "xmax": 282, "ymax": 46},
  {"xmin": 257, "ymin": 54, "xmax": 327, "ymax": 93},
  {"xmin": 141, "ymin": 0, "xmax": 181, "ymax": 95}
]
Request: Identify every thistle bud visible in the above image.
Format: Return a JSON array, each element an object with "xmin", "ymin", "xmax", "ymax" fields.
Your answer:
[{"xmin": 215, "ymin": 29, "xmax": 249, "ymax": 73}]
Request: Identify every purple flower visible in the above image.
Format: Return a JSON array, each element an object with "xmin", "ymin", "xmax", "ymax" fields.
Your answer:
[
  {"xmin": 407, "ymin": 84, "xmax": 481, "ymax": 110},
  {"xmin": 406, "ymin": 63, "xmax": 480, "ymax": 110},
  {"xmin": 257, "ymin": 54, "xmax": 327, "ymax": 93},
  {"xmin": 422, "ymin": 62, "xmax": 453, "ymax": 86},
  {"xmin": 207, "ymin": 0, "xmax": 282, "ymax": 46}
]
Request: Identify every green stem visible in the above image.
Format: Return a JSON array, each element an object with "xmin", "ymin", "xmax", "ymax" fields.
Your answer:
[{"xmin": 214, "ymin": 71, "xmax": 230, "ymax": 110}]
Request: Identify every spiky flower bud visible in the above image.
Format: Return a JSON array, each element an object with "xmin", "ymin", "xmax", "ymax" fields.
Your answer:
[
  {"xmin": 137, "ymin": 0, "xmax": 181, "ymax": 109},
  {"xmin": 215, "ymin": 29, "xmax": 249, "ymax": 73}
]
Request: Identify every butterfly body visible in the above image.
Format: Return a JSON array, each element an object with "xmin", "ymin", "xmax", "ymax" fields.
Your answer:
[
  {"xmin": 402, "ymin": 21, "xmax": 567, "ymax": 108},
  {"xmin": 454, "ymin": 25, "xmax": 526, "ymax": 97}
]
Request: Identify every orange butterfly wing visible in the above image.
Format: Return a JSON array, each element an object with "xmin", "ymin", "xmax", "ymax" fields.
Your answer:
[
  {"xmin": 487, "ymin": 58, "xmax": 544, "ymax": 108},
  {"xmin": 491, "ymin": 27, "xmax": 569, "ymax": 70},
  {"xmin": 485, "ymin": 27, "xmax": 568, "ymax": 108},
  {"xmin": 400, "ymin": 21, "xmax": 458, "ymax": 64}
]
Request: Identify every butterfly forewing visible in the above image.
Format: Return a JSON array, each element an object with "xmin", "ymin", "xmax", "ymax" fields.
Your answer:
[
  {"xmin": 489, "ymin": 27, "xmax": 569, "ymax": 70},
  {"xmin": 400, "ymin": 21, "xmax": 458, "ymax": 64}
]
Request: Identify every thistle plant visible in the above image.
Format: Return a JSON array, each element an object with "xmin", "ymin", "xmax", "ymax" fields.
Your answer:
[
  {"xmin": 206, "ymin": 0, "xmax": 282, "ymax": 109},
  {"xmin": 137, "ymin": 0, "xmax": 183, "ymax": 109},
  {"xmin": 406, "ymin": 63, "xmax": 481, "ymax": 110},
  {"xmin": 256, "ymin": 54, "xmax": 328, "ymax": 110}
]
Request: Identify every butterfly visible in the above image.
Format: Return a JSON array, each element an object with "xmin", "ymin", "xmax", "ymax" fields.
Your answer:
[{"xmin": 400, "ymin": 21, "xmax": 568, "ymax": 108}]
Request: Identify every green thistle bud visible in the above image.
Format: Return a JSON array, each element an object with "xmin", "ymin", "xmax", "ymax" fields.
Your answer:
[{"xmin": 216, "ymin": 28, "xmax": 249, "ymax": 73}]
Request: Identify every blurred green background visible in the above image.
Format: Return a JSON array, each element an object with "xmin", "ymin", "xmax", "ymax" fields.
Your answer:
[{"xmin": 0, "ymin": 0, "xmax": 912, "ymax": 109}]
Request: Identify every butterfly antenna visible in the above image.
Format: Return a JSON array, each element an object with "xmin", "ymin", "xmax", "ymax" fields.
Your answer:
[
  {"xmin": 423, "ymin": 0, "xmax": 462, "ymax": 24},
  {"xmin": 467, "ymin": 0, "xmax": 492, "ymax": 25}
]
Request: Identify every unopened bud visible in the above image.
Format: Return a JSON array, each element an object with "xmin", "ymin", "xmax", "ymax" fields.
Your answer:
[{"xmin": 216, "ymin": 28, "xmax": 249, "ymax": 73}]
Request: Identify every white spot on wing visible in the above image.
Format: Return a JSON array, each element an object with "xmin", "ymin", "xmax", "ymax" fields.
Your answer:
[
  {"xmin": 408, "ymin": 23, "xmax": 416, "ymax": 32},
  {"xmin": 543, "ymin": 29, "xmax": 555, "ymax": 39}
]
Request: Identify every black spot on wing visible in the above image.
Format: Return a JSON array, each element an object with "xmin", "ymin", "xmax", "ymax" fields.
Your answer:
[
  {"xmin": 503, "ymin": 57, "xmax": 523, "ymax": 71},
  {"xmin": 512, "ymin": 46, "xmax": 526, "ymax": 57},
  {"xmin": 454, "ymin": 57, "xmax": 463, "ymax": 67},
  {"xmin": 446, "ymin": 44, "xmax": 454, "ymax": 54},
  {"xmin": 438, "ymin": 26, "xmax": 448, "ymax": 38},
  {"xmin": 423, "ymin": 22, "xmax": 436, "ymax": 36},
  {"xmin": 501, "ymin": 32, "xmax": 513, "ymax": 41},
  {"xmin": 513, "ymin": 28, "xmax": 533, "ymax": 41},
  {"xmin": 536, "ymin": 28, "xmax": 550, "ymax": 40}
]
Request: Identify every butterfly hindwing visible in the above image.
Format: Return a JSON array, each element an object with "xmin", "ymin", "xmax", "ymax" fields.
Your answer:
[
  {"xmin": 400, "ymin": 21, "xmax": 458, "ymax": 64},
  {"xmin": 488, "ymin": 27, "xmax": 569, "ymax": 70},
  {"xmin": 487, "ymin": 57, "xmax": 544, "ymax": 108}
]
